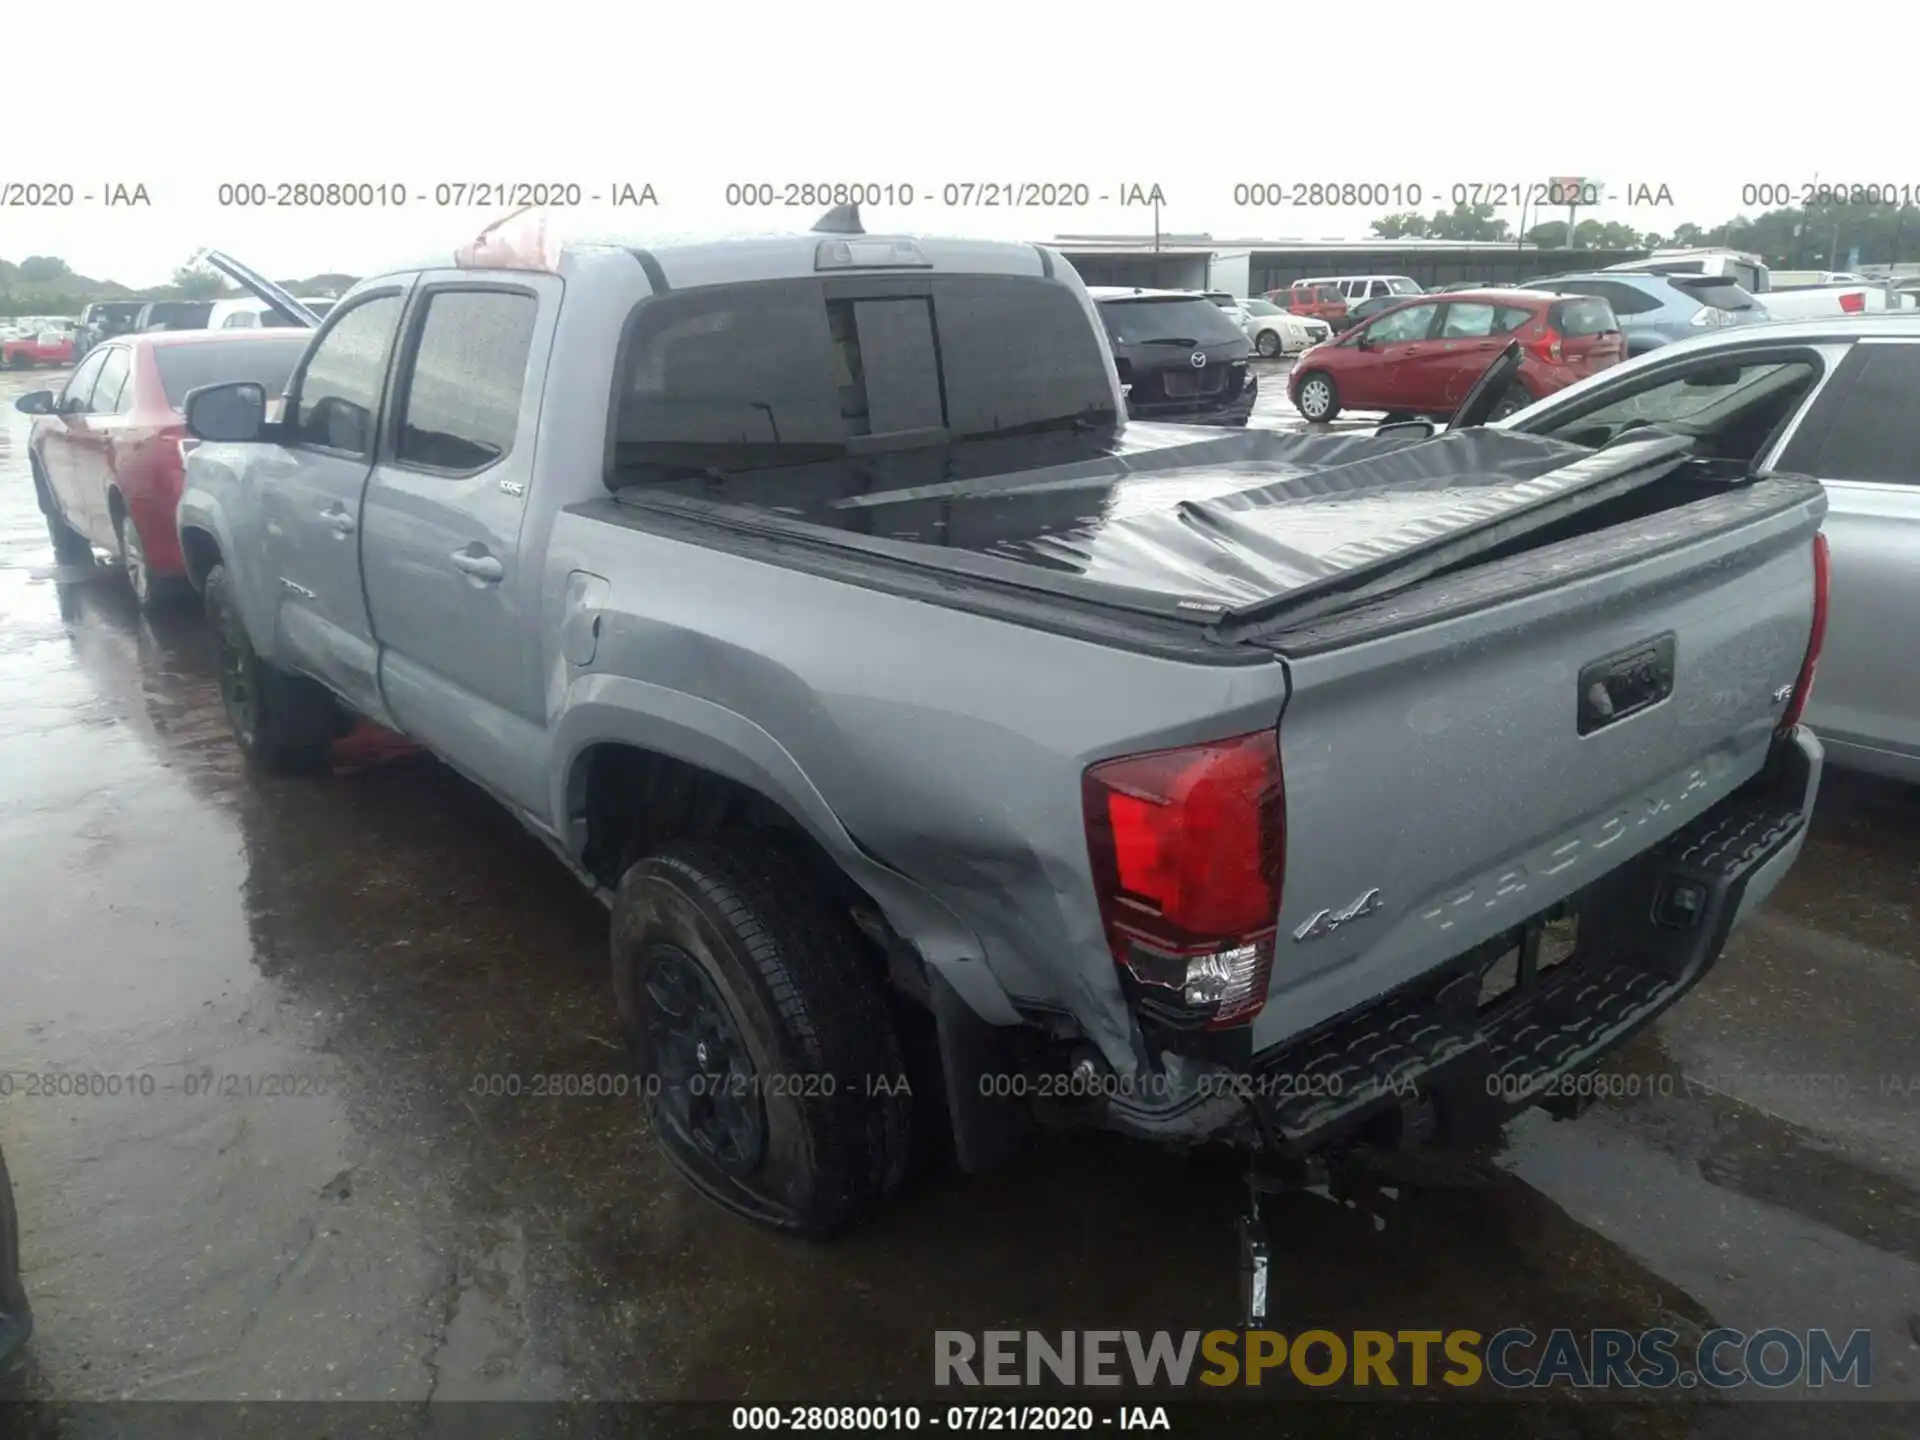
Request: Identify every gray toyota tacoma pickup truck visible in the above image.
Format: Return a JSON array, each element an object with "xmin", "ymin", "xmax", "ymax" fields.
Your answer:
[{"xmin": 175, "ymin": 214, "xmax": 1828, "ymax": 1260}]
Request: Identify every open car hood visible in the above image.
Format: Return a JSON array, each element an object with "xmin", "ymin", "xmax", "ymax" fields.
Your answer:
[
  {"xmin": 614, "ymin": 423, "xmax": 1700, "ymax": 630},
  {"xmin": 196, "ymin": 249, "xmax": 322, "ymax": 329}
]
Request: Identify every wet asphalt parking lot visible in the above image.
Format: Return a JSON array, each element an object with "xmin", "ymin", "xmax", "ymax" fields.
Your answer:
[{"xmin": 0, "ymin": 357, "xmax": 1917, "ymax": 1437}]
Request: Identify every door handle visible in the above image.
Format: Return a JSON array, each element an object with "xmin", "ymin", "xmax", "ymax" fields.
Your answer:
[
  {"xmin": 451, "ymin": 550, "xmax": 503, "ymax": 583},
  {"xmin": 323, "ymin": 506, "xmax": 356, "ymax": 535}
]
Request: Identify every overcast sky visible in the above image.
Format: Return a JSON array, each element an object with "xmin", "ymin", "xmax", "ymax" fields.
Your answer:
[{"xmin": 8, "ymin": 0, "xmax": 1910, "ymax": 286}]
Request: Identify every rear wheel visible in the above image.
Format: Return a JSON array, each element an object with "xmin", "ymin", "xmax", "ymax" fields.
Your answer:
[
  {"xmin": 1295, "ymin": 369, "xmax": 1341, "ymax": 422},
  {"xmin": 1489, "ymin": 383, "xmax": 1534, "ymax": 420},
  {"xmin": 115, "ymin": 510, "xmax": 187, "ymax": 612},
  {"xmin": 1255, "ymin": 329, "xmax": 1283, "ymax": 358},
  {"xmin": 205, "ymin": 563, "xmax": 337, "ymax": 773},
  {"xmin": 613, "ymin": 839, "xmax": 912, "ymax": 1235}
]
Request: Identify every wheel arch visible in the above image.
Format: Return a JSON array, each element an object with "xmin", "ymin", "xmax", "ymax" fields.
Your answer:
[{"xmin": 553, "ymin": 686, "xmax": 1015, "ymax": 1025}]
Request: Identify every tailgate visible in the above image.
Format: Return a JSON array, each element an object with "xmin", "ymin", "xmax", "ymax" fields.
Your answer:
[{"xmin": 1247, "ymin": 476, "xmax": 1826, "ymax": 1054}]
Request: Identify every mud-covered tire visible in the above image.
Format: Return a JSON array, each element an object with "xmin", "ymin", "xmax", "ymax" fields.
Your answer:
[
  {"xmin": 204, "ymin": 563, "xmax": 336, "ymax": 773},
  {"xmin": 1294, "ymin": 369, "xmax": 1341, "ymax": 422},
  {"xmin": 613, "ymin": 839, "xmax": 912, "ymax": 1236}
]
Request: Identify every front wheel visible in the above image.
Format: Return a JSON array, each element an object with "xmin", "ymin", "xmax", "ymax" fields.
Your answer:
[
  {"xmin": 1255, "ymin": 328, "xmax": 1283, "ymax": 358},
  {"xmin": 613, "ymin": 840, "xmax": 912, "ymax": 1235},
  {"xmin": 1294, "ymin": 369, "xmax": 1342, "ymax": 422},
  {"xmin": 204, "ymin": 563, "xmax": 338, "ymax": 773}
]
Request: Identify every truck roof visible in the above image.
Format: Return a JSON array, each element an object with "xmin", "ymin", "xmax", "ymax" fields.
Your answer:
[{"xmin": 378, "ymin": 207, "xmax": 1059, "ymax": 288}]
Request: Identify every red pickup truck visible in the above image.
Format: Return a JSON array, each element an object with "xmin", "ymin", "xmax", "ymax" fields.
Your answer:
[{"xmin": 2, "ymin": 329, "xmax": 76, "ymax": 368}]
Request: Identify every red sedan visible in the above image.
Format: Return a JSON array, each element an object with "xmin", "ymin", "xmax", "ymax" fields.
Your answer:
[
  {"xmin": 1287, "ymin": 288, "xmax": 1623, "ymax": 423},
  {"xmin": 18, "ymin": 330, "xmax": 309, "ymax": 609}
]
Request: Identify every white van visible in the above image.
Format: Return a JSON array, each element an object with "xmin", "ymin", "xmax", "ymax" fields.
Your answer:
[{"xmin": 1291, "ymin": 274, "xmax": 1423, "ymax": 305}]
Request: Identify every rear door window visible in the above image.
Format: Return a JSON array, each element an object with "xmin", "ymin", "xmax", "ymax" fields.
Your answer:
[
  {"xmin": 1781, "ymin": 343, "xmax": 1920, "ymax": 484},
  {"xmin": 1439, "ymin": 303, "xmax": 1498, "ymax": 338},
  {"xmin": 92, "ymin": 346, "xmax": 131, "ymax": 413},
  {"xmin": 394, "ymin": 288, "xmax": 539, "ymax": 472}
]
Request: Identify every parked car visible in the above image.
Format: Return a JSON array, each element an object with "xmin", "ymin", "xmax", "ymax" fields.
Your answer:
[
  {"xmin": 2, "ymin": 328, "xmax": 76, "ymax": 369},
  {"xmin": 1599, "ymin": 250, "xmax": 1888, "ymax": 322},
  {"xmin": 15, "ymin": 329, "xmax": 310, "ymax": 608},
  {"xmin": 1293, "ymin": 274, "xmax": 1424, "ymax": 306},
  {"xmin": 133, "ymin": 300, "xmax": 215, "ymax": 333},
  {"xmin": 0, "ymin": 1142, "xmax": 27, "ymax": 1368},
  {"xmin": 1275, "ymin": 282, "xmax": 1349, "ymax": 327},
  {"xmin": 1497, "ymin": 314, "xmax": 1920, "ymax": 784},
  {"xmin": 1240, "ymin": 297, "xmax": 1329, "ymax": 356},
  {"xmin": 208, "ymin": 297, "xmax": 338, "ymax": 330},
  {"xmin": 1431, "ymin": 281, "xmax": 1497, "ymax": 294},
  {"xmin": 1289, "ymin": 289, "xmax": 1623, "ymax": 422},
  {"xmin": 1090, "ymin": 286, "xmax": 1257, "ymax": 424},
  {"xmin": 1522, "ymin": 273, "xmax": 1768, "ymax": 356},
  {"xmin": 76, "ymin": 300, "xmax": 145, "ymax": 357},
  {"xmin": 174, "ymin": 226, "xmax": 1824, "ymax": 1262}
]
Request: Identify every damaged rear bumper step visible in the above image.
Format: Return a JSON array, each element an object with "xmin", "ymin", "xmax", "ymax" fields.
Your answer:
[{"xmin": 1089, "ymin": 729, "xmax": 1821, "ymax": 1149}]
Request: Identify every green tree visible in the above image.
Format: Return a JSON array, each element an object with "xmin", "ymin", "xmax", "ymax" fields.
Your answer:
[
  {"xmin": 171, "ymin": 261, "xmax": 228, "ymax": 299},
  {"xmin": 1371, "ymin": 211, "xmax": 1431, "ymax": 239},
  {"xmin": 17, "ymin": 255, "xmax": 73, "ymax": 282},
  {"xmin": 1426, "ymin": 203, "xmax": 1508, "ymax": 242}
]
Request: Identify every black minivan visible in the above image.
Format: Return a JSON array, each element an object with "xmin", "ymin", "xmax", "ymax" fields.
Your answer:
[{"xmin": 1090, "ymin": 288, "xmax": 1258, "ymax": 425}]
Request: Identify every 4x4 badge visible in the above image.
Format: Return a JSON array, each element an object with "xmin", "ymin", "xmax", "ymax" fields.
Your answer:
[{"xmin": 1293, "ymin": 887, "xmax": 1384, "ymax": 943}]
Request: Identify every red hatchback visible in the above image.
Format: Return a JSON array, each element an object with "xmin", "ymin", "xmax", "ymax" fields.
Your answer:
[
  {"xmin": 1287, "ymin": 289, "xmax": 1623, "ymax": 423},
  {"xmin": 19, "ymin": 330, "xmax": 310, "ymax": 608}
]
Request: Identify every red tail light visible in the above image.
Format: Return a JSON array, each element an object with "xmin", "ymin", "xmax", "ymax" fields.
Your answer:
[
  {"xmin": 1838, "ymin": 292, "xmax": 1865, "ymax": 314},
  {"xmin": 1779, "ymin": 533, "xmax": 1830, "ymax": 734},
  {"xmin": 1083, "ymin": 731, "xmax": 1284, "ymax": 1027},
  {"xmin": 1525, "ymin": 324, "xmax": 1564, "ymax": 364}
]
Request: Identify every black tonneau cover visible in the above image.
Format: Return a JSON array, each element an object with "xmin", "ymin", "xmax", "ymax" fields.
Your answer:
[{"xmin": 612, "ymin": 424, "xmax": 1700, "ymax": 627}]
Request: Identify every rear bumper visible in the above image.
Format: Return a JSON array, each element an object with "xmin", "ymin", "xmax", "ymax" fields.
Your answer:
[{"xmin": 1103, "ymin": 728, "xmax": 1823, "ymax": 1146}]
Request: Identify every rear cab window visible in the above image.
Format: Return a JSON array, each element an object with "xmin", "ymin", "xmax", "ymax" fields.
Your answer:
[{"xmin": 610, "ymin": 275, "xmax": 1119, "ymax": 482}]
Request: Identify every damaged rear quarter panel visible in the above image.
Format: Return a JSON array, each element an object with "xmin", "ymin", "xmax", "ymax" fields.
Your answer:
[{"xmin": 555, "ymin": 509, "xmax": 1291, "ymax": 1074}]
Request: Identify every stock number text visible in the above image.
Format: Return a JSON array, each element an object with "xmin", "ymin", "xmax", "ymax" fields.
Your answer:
[
  {"xmin": 218, "ymin": 181, "xmax": 408, "ymax": 208},
  {"xmin": 1743, "ymin": 181, "xmax": 1920, "ymax": 208}
]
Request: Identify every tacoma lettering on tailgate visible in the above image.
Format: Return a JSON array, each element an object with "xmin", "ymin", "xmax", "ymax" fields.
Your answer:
[{"xmin": 1418, "ymin": 763, "xmax": 1714, "ymax": 934}]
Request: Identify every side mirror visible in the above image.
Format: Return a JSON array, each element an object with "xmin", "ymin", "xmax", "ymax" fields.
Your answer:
[
  {"xmin": 13, "ymin": 390, "xmax": 54, "ymax": 415},
  {"xmin": 185, "ymin": 381, "xmax": 268, "ymax": 443},
  {"xmin": 1355, "ymin": 332, "xmax": 1375, "ymax": 350},
  {"xmin": 1375, "ymin": 419, "xmax": 1436, "ymax": 441}
]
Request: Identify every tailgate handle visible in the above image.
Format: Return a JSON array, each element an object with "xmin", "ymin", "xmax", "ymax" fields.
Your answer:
[{"xmin": 1578, "ymin": 632, "xmax": 1675, "ymax": 735}]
